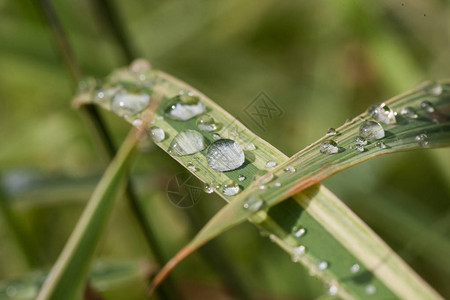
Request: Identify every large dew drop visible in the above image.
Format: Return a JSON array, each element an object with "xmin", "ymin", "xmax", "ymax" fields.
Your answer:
[
  {"xmin": 165, "ymin": 94, "xmax": 206, "ymax": 121},
  {"xmin": 368, "ymin": 103, "xmax": 396, "ymax": 124},
  {"xmin": 168, "ymin": 130, "xmax": 206, "ymax": 156},
  {"xmin": 320, "ymin": 140, "xmax": 339, "ymax": 154},
  {"xmin": 111, "ymin": 92, "xmax": 150, "ymax": 117},
  {"xmin": 359, "ymin": 121, "xmax": 385, "ymax": 140},
  {"xmin": 206, "ymin": 139, "xmax": 245, "ymax": 172}
]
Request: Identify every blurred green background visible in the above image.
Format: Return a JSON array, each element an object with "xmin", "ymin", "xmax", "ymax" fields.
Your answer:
[{"xmin": 0, "ymin": 0, "xmax": 449, "ymax": 299}]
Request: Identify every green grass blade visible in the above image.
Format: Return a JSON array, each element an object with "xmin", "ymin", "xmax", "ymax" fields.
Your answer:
[
  {"xmin": 76, "ymin": 62, "xmax": 446, "ymax": 299},
  {"xmin": 36, "ymin": 129, "xmax": 140, "ymax": 300}
]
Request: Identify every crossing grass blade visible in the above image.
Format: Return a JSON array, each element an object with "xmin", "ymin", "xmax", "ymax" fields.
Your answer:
[
  {"xmin": 36, "ymin": 128, "xmax": 141, "ymax": 300},
  {"xmin": 76, "ymin": 61, "xmax": 448, "ymax": 299}
]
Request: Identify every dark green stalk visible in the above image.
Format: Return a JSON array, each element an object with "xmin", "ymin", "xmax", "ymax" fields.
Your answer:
[
  {"xmin": 0, "ymin": 185, "xmax": 39, "ymax": 267},
  {"xmin": 91, "ymin": 0, "xmax": 136, "ymax": 63}
]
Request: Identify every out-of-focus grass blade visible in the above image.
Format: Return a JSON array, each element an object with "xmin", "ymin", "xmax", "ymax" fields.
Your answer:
[
  {"xmin": 36, "ymin": 129, "xmax": 141, "ymax": 300},
  {"xmin": 76, "ymin": 61, "xmax": 447, "ymax": 299},
  {"xmin": 0, "ymin": 260, "xmax": 151, "ymax": 300}
]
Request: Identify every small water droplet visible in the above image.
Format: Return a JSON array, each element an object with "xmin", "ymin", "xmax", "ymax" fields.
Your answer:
[
  {"xmin": 222, "ymin": 180, "xmax": 240, "ymax": 196},
  {"xmin": 243, "ymin": 195, "xmax": 264, "ymax": 211},
  {"xmin": 355, "ymin": 145, "xmax": 365, "ymax": 152},
  {"xmin": 187, "ymin": 162, "xmax": 197, "ymax": 172},
  {"xmin": 327, "ymin": 128, "xmax": 337, "ymax": 135},
  {"xmin": 354, "ymin": 136, "xmax": 367, "ymax": 145},
  {"xmin": 420, "ymin": 81, "xmax": 443, "ymax": 96},
  {"xmin": 129, "ymin": 59, "xmax": 151, "ymax": 73},
  {"xmin": 255, "ymin": 172, "xmax": 274, "ymax": 184},
  {"xmin": 259, "ymin": 184, "xmax": 267, "ymax": 190},
  {"xmin": 132, "ymin": 119, "xmax": 143, "ymax": 127},
  {"xmin": 150, "ymin": 126, "xmax": 165, "ymax": 142},
  {"xmin": 238, "ymin": 175, "xmax": 246, "ymax": 181},
  {"xmin": 111, "ymin": 92, "xmax": 150, "ymax": 117},
  {"xmin": 376, "ymin": 141, "xmax": 387, "ymax": 149},
  {"xmin": 94, "ymin": 86, "xmax": 122, "ymax": 104},
  {"xmin": 320, "ymin": 140, "xmax": 339, "ymax": 154},
  {"xmin": 365, "ymin": 284, "xmax": 376, "ymax": 295},
  {"xmin": 283, "ymin": 165, "xmax": 296, "ymax": 173},
  {"xmin": 168, "ymin": 130, "xmax": 206, "ymax": 156},
  {"xmin": 204, "ymin": 183, "xmax": 214, "ymax": 194},
  {"xmin": 243, "ymin": 142, "xmax": 256, "ymax": 151},
  {"xmin": 291, "ymin": 245, "xmax": 306, "ymax": 262},
  {"xmin": 266, "ymin": 160, "xmax": 277, "ymax": 168},
  {"xmin": 212, "ymin": 133, "xmax": 221, "ymax": 140},
  {"xmin": 400, "ymin": 107, "xmax": 418, "ymax": 119},
  {"xmin": 318, "ymin": 261, "xmax": 329, "ymax": 270},
  {"xmin": 328, "ymin": 284, "xmax": 338, "ymax": 296},
  {"xmin": 165, "ymin": 94, "xmax": 206, "ymax": 121},
  {"xmin": 206, "ymin": 139, "xmax": 245, "ymax": 172},
  {"xmin": 421, "ymin": 100, "xmax": 435, "ymax": 113},
  {"xmin": 196, "ymin": 114, "xmax": 217, "ymax": 132},
  {"xmin": 415, "ymin": 133, "xmax": 428, "ymax": 146},
  {"xmin": 274, "ymin": 182, "xmax": 281, "ymax": 187},
  {"xmin": 368, "ymin": 103, "xmax": 396, "ymax": 124},
  {"xmin": 294, "ymin": 227, "xmax": 306, "ymax": 238},
  {"xmin": 350, "ymin": 263, "xmax": 360, "ymax": 274},
  {"xmin": 359, "ymin": 121, "xmax": 385, "ymax": 140}
]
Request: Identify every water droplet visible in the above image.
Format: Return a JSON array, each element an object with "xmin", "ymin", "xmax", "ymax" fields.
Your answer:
[
  {"xmin": 111, "ymin": 92, "xmax": 150, "ymax": 117},
  {"xmin": 354, "ymin": 136, "xmax": 367, "ymax": 145},
  {"xmin": 359, "ymin": 121, "xmax": 385, "ymax": 140},
  {"xmin": 355, "ymin": 145, "xmax": 365, "ymax": 152},
  {"xmin": 294, "ymin": 227, "xmax": 306, "ymax": 238},
  {"xmin": 368, "ymin": 103, "xmax": 396, "ymax": 124},
  {"xmin": 187, "ymin": 162, "xmax": 197, "ymax": 172},
  {"xmin": 212, "ymin": 133, "xmax": 221, "ymax": 140},
  {"xmin": 6, "ymin": 286, "xmax": 17, "ymax": 297},
  {"xmin": 196, "ymin": 114, "xmax": 217, "ymax": 132},
  {"xmin": 259, "ymin": 184, "xmax": 267, "ymax": 190},
  {"xmin": 320, "ymin": 140, "xmax": 339, "ymax": 154},
  {"xmin": 327, "ymin": 128, "xmax": 337, "ymax": 135},
  {"xmin": 150, "ymin": 126, "xmax": 165, "ymax": 142},
  {"xmin": 129, "ymin": 59, "xmax": 151, "ymax": 73},
  {"xmin": 365, "ymin": 284, "xmax": 376, "ymax": 295},
  {"xmin": 376, "ymin": 141, "xmax": 387, "ymax": 149},
  {"xmin": 415, "ymin": 133, "xmax": 428, "ymax": 146},
  {"xmin": 222, "ymin": 181, "xmax": 240, "ymax": 196},
  {"xmin": 165, "ymin": 94, "xmax": 206, "ymax": 121},
  {"xmin": 350, "ymin": 263, "xmax": 360, "ymax": 273},
  {"xmin": 291, "ymin": 245, "xmax": 306, "ymax": 262},
  {"xmin": 318, "ymin": 261, "xmax": 329, "ymax": 270},
  {"xmin": 283, "ymin": 165, "xmax": 296, "ymax": 173},
  {"xmin": 243, "ymin": 195, "xmax": 264, "ymax": 211},
  {"xmin": 168, "ymin": 130, "xmax": 206, "ymax": 156},
  {"xmin": 206, "ymin": 139, "xmax": 245, "ymax": 172},
  {"xmin": 266, "ymin": 160, "xmax": 277, "ymax": 168},
  {"xmin": 420, "ymin": 81, "xmax": 443, "ymax": 96},
  {"xmin": 204, "ymin": 183, "xmax": 214, "ymax": 194},
  {"xmin": 238, "ymin": 175, "xmax": 246, "ymax": 181},
  {"xmin": 421, "ymin": 100, "xmax": 435, "ymax": 113},
  {"xmin": 243, "ymin": 142, "xmax": 256, "ymax": 151},
  {"xmin": 328, "ymin": 284, "xmax": 338, "ymax": 296},
  {"xmin": 94, "ymin": 86, "xmax": 121, "ymax": 104},
  {"xmin": 274, "ymin": 182, "xmax": 281, "ymax": 187},
  {"xmin": 400, "ymin": 107, "xmax": 418, "ymax": 119},
  {"xmin": 132, "ymin": 119, "xmax": 143, "ymax": 127},
  {"xmin": 255, "ymin": 172, "xmax": 274, "ymax": 184}
]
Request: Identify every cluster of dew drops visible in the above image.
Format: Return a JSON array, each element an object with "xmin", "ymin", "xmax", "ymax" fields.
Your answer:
[{"xmin": 319, "ymin": 82, "xmax": 444, "ymax": 155}]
